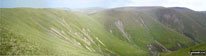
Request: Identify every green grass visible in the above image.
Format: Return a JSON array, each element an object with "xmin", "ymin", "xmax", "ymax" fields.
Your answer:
[
  {"xmin": 90, "ymin": 7, "xmax": 195, "ymax": 55},
  {"xmin": 0, "ymin": 8, "xmax": 102, "ymax": 56},
  {"xmin": 154, "ymin": 8, "xmax": 206, "ymax": 43},
  {"xmin": 161, "ymin": 43, "xmax": 206, "ymax": 56},
  {"xmin": 0, "ymin": 8, "xmax": 145, "ymax": 56},
  {"xmin": 0, "ymin": 7, "xmax": 205, "ymax": 56}
]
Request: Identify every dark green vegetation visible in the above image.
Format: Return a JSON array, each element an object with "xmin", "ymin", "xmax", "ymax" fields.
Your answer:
[
  {"xmin": 155, "ymin": 8, "xmax": 206, "ymax": 43},
  {"xmin": 0, "ymin": 7, "xmax": 206, "ymax": 56},
  {"xmin": 162, "ymin": 43, "xmax": 206, "ymax": 56}
]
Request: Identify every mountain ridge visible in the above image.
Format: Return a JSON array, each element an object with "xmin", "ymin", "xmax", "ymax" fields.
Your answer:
[{"xmin": 0, "ymin": 7, "xmax": 205, "ymax": 56}]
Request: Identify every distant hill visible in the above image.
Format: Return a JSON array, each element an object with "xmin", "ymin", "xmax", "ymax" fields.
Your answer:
[
  {"xmin": 56, "ymin": 7, "xmax": 71, "ymax": 11},
  {"xmin": 199, "ymin": 11, "xmax": 206, "ymax": 14},
  {"xmin": 72, "ymin": 7, "xmax": 105, "ymax": 14},
  {"xmin": 170, "ymin": 7, "xmax": 192, "ymax": 10}
]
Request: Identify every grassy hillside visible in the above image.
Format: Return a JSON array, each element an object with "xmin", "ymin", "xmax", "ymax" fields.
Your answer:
[
  {"xmin": 72, "ymin": 7, "xmax": 105, "ymax": 14},
  {"xmin": 0, "ymin": 8, "xmax": 145, "ymax": 56},
  {"xmin": 154, "ymin": 8, "xmax": 206, "ymax": 43},
  {"xmin": 90, "ymin": 7, "xmax": 195, "ymax": 55},
  {"xmin": 0, "ymin": 8, "xmax": 101, "ymax": 56},
  {"xmin": 0, "ymin": 7, "xmax": 205, "ymax": 56}
]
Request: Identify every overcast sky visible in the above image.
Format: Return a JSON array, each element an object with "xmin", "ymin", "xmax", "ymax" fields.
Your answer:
[{"xmin": 1, "ymin": 0, "xmax": 206, "ymax": 11}]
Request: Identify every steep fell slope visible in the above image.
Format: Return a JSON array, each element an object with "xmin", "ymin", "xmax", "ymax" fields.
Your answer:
[
  {"xmin": 90, "ymin": 7, "xmax": 195, "ymax": 55},
  {"xmin": 0, "ymin": 8, "xmax": 145, "ymax": 56},
  {"xmin": 154, "ymin": 8, "xmax": 206, "ymax": 43}
]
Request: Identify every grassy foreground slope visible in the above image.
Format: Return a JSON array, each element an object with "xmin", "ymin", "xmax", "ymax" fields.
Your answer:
[
  {"xmin": 0, "ymin": 8, "xmax": 145, "ymax": 56},
  {"xmin": 0, "ymin": 8, "xmax": 101, "ymax": 56}
]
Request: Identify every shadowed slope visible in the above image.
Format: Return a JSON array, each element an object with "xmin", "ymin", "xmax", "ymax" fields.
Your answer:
[
  {"xmin": 155, "ymin": 8, "xmax": 206, "ymax": 42},
  {"xmin": 90, "ymin": 7, "xmax": 195, "ymax": 55}
]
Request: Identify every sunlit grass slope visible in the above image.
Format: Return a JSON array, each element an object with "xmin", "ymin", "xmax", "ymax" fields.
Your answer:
[
  {"xmin": 0, "ymin": 8, "xmax": 144, "ymax": 56},
  {"xmin": 0, "ymin": 8, "xmax": 101, "ymax": 56}
]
